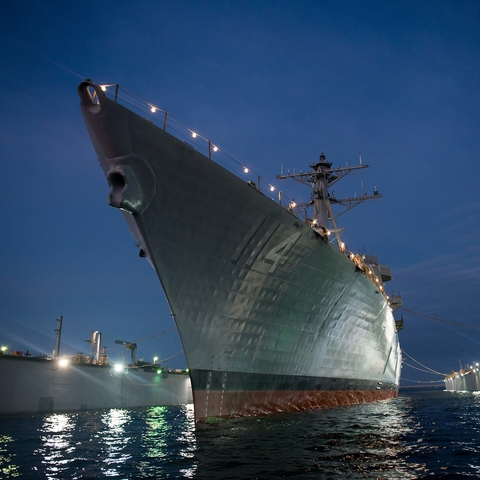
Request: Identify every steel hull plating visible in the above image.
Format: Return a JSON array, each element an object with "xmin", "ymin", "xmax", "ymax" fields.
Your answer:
[{"xmin": 79, "ymin": 83, "xmax": 401, "ymax": 421}]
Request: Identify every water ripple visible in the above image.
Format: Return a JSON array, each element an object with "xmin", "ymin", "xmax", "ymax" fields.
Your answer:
[{"xmin": 0, "ymin": 391, "xmax": 480, "ymax": 478}]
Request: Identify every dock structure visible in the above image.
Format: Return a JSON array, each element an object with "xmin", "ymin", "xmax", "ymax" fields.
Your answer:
[{"xmin": 0, "ymin": 354, "xmax": 192, "ymax": 414}]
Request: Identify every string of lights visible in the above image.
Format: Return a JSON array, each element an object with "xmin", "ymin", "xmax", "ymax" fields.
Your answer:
[
  {"xmin": 93, "ymin": 82, "xmax": 394, "ymax": 304},
  {"xmin": 101, "ymin": 83, "xmax": 288, "ymax": 204}
]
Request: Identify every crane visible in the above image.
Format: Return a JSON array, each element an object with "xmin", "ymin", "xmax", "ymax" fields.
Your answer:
[{"xmin": 115, "ymin": 340, "xmax": 137, "ymax": 366}]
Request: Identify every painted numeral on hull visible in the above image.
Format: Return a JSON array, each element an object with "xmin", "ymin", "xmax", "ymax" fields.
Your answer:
[
  {"xmin": 244, "ymin": 222, "xmax": 280, "ymax": 268},
  {"xmin": 264, "ymin": 231, "xmax": 302, "ymax": 273},
  {"xmin": 231, "ymin": 215, "xmax": 266, "ymax": 265}
]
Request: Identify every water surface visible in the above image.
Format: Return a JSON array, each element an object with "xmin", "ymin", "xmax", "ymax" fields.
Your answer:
[{"xmin": 1, "ymin": 390, "xmax": 479, "ymax": 478}]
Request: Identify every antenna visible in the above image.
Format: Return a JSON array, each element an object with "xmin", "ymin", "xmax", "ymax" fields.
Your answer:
[
  {"xmin": 275, "ymin": 152, "xmax": 381, "ymax": 245},
  {"xmin": 53, "ymin": 316, "xmax": 63, "ymax": 358},
  {"xmin": 359, "ymin": 152, "xmax": 362, "ymax": 165}
]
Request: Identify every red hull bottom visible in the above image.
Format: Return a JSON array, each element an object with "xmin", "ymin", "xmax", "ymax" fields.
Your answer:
[{"xmin": 193, "ymin": 389, "xmax": 398, "ymax": 422}]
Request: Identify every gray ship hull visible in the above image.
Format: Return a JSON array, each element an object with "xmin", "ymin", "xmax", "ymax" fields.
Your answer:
[
  {"xmin": 0, "ymin": 355, "xmax": 192, "ymax": 415},
  {"xmin": 79, "ymin": 82, "xmax": 401, "ymax": 421}
]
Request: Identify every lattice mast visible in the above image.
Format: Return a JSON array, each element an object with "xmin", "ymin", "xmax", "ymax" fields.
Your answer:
[{"xmin": 276, "ymin": 152, "xmax": 381, "ymax": 247}]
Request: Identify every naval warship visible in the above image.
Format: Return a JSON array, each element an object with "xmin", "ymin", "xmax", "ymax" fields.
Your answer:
[{"xmin": 78, "ymin": 81, "xmax": 403, "ymax": 422}]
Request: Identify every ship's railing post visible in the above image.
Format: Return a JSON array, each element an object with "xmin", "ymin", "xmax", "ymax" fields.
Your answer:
[{"xmin": 98, "ymin": 84, "xmax": 290, "ymax": 209}]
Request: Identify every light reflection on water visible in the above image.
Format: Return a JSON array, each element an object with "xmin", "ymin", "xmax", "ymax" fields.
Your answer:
[
  {"xmin": 99, "ymin": 409, "xmax": 133, "ymax": 476},
  {"xmin": 193, "ymin": 394, "xmax": 424, "ymax": 479},
  {"xmin": 0, "ymin": 392, "xmax": 479, "ymax": 478},
  {"xmin": 0, "ymin": 435, "xmax": 20, "ymax": 478},
  {"xmin": 177, "ymin": 404, "xmax": 197, "ymax": 478},
  {"xmin": 138, "ymin": 404, "xmax": 197, "ymax": 478},
  {"xmin": 12, "ymin": 404, "xmax": 196, "ymax": 478},
  {"xmin": 34, "ymin": 413, "xmax": 77, "ymax": 477}
]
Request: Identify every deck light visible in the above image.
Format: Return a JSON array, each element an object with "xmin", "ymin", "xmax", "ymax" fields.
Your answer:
[
  {"xmin": 213, "ymin": 146, "xmax": 218, "ymax": 152},
  {"xmin": 59, "ymin": 358, "xmax": 69, "ymax": 368},
  {"xmin": 151, "ymin": 106, "xmax": 156, "ymax": 113},
  {"xmin": 192, "ymin": 132, "xmax": 197, "ymax": 138},
  {"xmin": 270, "ymin": 185, "xmax": 275, "ymax": 192},
  {"xmin": 244, "ymin": 167, "xmax": 249, "ymax": 173},
  {"xmin": 100, "ymin": 85, "xmax": 107, "ymax": 92}
]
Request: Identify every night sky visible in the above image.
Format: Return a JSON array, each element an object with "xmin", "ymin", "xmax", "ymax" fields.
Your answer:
[{"xmin": 1, "ymin": 1, "xmax": 479, "ymax": 385}]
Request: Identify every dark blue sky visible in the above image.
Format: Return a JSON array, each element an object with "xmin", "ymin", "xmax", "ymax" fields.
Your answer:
[{"xmin": 1, "ymin": 1, "xmax": 479, "ymax": 384}]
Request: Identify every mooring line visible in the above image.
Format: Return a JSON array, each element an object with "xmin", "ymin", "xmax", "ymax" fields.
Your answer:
[
  {"xmin": 401, "ymin": 377, "xmax": 445, "ymax": 383},
  {"xmin": 400, "ymin": 307, "xmax": 480, "ymax": 329},
  {"xmin": 402, "ymin": 349, "xmax": 448, "ymax": 376}
]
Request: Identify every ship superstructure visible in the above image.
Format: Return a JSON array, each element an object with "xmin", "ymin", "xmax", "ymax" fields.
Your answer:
[
  {"xmin": 445, "ymin": 363, "xmax": 480, "ymax": 392},
  {"xmin": 78, "ymin": 81, "xmax": 403, "ymax": 421}
]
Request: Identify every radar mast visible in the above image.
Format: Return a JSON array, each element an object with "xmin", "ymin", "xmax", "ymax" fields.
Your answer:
[{"xmin": 276, "ymin": 152, "xmax": 381, "ymax": 249}]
